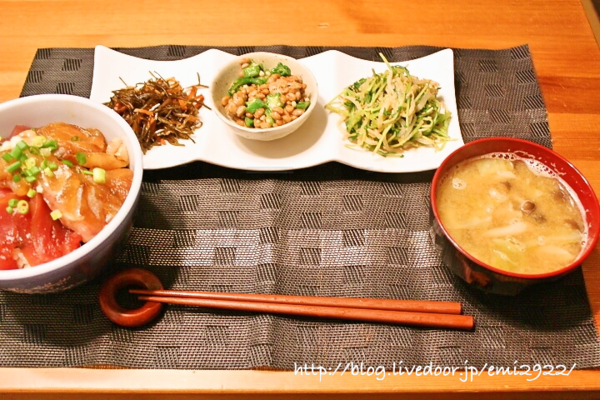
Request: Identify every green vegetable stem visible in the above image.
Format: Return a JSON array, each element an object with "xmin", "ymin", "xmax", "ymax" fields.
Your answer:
[
  {"xmin": 228, "ymin": 77, "xmax": 268, "ymax": 96},
  {"xmin": 270, "ymin": 62, "xmax": 291, "ymax": 76},
  {"xmin": 243, "ymin": 64, "xmax": 262, "ymax": 78},
  {"xmin": 266, "ymin": 93, "xmax": 283, "ymax": 109},
  {"xmin": 296, "ymin": 101, "xmax": 311, "ymax": 110},
  {"xmin": 246, "ymin": 98, "xmax": 267, "ymax": 113}
]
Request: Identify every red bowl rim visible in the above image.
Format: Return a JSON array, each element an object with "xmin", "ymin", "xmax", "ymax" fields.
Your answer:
[{"xmin": 431, "ymin": 137, "xmax": 600, "ymax": 280}]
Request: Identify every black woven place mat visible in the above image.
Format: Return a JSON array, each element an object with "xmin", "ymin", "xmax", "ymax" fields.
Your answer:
[{"xmin": 1, "ymin": 45, "xmax": 598, "ymax": 370}]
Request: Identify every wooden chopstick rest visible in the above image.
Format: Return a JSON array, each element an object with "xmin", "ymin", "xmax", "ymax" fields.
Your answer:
[
  {"xmin": 99, "ymin": 268, "xmax": 165, "ymax": 328},
  {"xmin": 130, "ymin": 289, "xmax": 463, "ymax": 315}
]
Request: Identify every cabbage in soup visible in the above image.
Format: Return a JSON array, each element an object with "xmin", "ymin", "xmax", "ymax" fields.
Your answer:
[{"xmin": 436, "ymin": 154, "xmax": 586, "ymax": 275}]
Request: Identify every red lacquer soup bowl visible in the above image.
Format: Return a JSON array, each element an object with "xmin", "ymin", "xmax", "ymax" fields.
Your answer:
[{"xmin": 430, "ymin": 137, "xmax": 600, "ymax": 295}]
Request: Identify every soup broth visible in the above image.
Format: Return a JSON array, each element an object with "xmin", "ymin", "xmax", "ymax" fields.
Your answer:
[{"xmin": 436, "ymin": 154, "xmax": 586, "ymax": 275}]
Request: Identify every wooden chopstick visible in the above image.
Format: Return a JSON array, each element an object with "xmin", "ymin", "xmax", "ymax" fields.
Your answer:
[
  {"xmin": 136, "ymin": 295, "xmax": 474, "ymax": 331},
  {"xmin": 130, "ymin": 289, "xmax": 463, "ymax": 315}
]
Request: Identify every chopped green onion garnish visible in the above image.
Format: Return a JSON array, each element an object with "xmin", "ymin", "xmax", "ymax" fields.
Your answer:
[
  {"xmin": 24, "ymin": 158, "xmax": 36, "ymax": 170},
  {"xmin": 48, "ymin": 162, "xmax": 58, "ymax": 171},
  {"xmin": 71, "ymin": 136, "xmax": 80, "ymax": 142},
  {"xmin": 12, "ymin": 174, "xmax": 21, "ymax": 183},
  {"xmin": 245, "ymin": 117, "xmax": 254, "ymax": 127},
  {"xmin": 43, "ymin": 167, "xmax": 54, "ymax": 178},
  {"xmin": 41, "ymin": 140, "xmax": 58, "ymax": 151},
  {"xmin": 10, "ymin": 147, "xmax": 22, "ymax": 159},
  {"xmin": 24, "ymin": 176, "xmax": 36, "ymax": 183},
  {"xmin": 1, "ymin": 153, "xmax": 14, "ymax": 162},
  {"xmin": 27, "ymin": 189, "xmax": 37, "ymax": 198},
  {"xmin": 28, "ymin": 147, "xmax": 40, "ymax": 155},
  {"xmin": 62, "ymin": 160, "xmax": 73, "ymax": 167},
  {"xmin": 7, "ymin": 161, "xmax": 21, "ymax": 173},
  {"xmin": 76, "ymin": 152, "xmax": 87, "ymax": 165},
  {"xmin": 82, "ymin": 170, "xmax": 93, "ymax": 175},
  {"xmin": 29, "ymin": 165, "xmax": 40, "ymax": 176},
  {"xmin": 16, "ymin": 200, "xmax": 29, "ymax": 215},
  {"xmin": 50, "ymin": 210, "xmax": 62, "ymax": 220},
  {"xmin": 40, "ymin": 148, "xmax": 51, "ymax": 157},
  {"xmin": 8, "ymin": 199, "xmax": 18, "ymax": 208},
  {"xmin": 93, "ymin": 168, "xmax": 106, "ymax": 184},
  {"xmin": 31, "ymin": 136, "xmax": 46, "ymax": 147},
  {"xmin": 5, "ymin": 206, "xmax": 13, "ymax": 214},
  {"xmin": 16, "ymin": 140, "xmax": 29, "ymax": 151},
  {"xmin": 40, "ymin": 160, "xmax": 49, "ymax": 170},
  {"xmin": 19, "ymin": 154, "xmax": 27, "ymax": 162}
]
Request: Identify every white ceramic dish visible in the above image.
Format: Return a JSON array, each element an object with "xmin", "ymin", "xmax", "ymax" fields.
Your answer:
[
  {"xmin": 91, "ymin": 45, "xmax": 463, "ymax": 172},
  {"xmin": 0, "ymin": 94, "xmax": 143, "ymax": 293},
  {"xmin": 210, "ymin": 52, "xmax": 319, "ymax": 142}
]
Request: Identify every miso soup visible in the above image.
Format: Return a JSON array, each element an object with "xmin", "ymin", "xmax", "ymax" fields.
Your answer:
[{"xmin": 436, "ymin": 154, "xmax": 586, "ymax": 275}]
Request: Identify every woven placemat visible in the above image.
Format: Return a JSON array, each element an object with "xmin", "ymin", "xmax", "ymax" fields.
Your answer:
[{"xmin": 0, "ymin": 45, "xmax": 598, "ymax": 370}]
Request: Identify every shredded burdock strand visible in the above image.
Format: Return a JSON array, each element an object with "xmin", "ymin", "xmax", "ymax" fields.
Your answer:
[
  {"xmin": 325, "ymin": 54, "xmax": 451, "ymax": 157},
  {"xmin": 104, "ymin": 72, "xmax": 210, "ymax": 153}
]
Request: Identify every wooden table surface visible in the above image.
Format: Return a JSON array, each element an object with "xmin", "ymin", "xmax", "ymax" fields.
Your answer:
[{"xmin": 1, "ymin": 0, "xmax": 600, "ymax": 398}]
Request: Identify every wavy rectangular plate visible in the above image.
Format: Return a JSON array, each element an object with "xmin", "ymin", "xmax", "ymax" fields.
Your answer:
[{"xmin": 90, "ymin": 45, "xmax": 463, "ymax": 172}]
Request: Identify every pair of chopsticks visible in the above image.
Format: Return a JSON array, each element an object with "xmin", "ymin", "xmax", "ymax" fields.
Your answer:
[{"xmin": 131, "ymin": 289, "xmax": 475, "ymax": 331}]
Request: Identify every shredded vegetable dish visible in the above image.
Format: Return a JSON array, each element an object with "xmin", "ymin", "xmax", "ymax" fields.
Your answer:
[
  {"xmin": 105, "ymin": 73, "xmax": 208, "ymax": 153},
  {"xmin": 325, "ymin": 54, "xmax": 451, "ymax": 157}
]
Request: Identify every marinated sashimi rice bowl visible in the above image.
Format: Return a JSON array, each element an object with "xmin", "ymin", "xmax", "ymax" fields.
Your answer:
[
  {"xmin": 1, "ymin": 122, "xmax": 132, "ymax": 269},
  {"xmin": 0, "ymin": 94, "xmax": 143, "ymax": 293}
]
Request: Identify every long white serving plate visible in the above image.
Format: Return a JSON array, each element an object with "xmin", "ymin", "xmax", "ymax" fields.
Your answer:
[{"xmin": 90, "ymin": 45, "xmax": 463, "ymax": 172}]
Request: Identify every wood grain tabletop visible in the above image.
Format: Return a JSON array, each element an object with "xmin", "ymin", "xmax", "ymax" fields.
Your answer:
[{"xmin": 1, "ymin": 0, "xmax": 600, "ymax": 398}]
